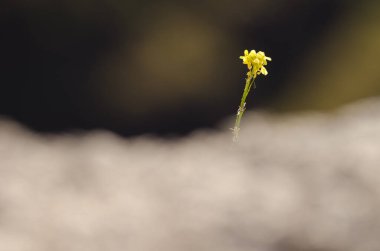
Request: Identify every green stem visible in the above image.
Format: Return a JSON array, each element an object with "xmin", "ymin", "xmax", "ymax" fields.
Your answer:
[{"xmin": 232, "ymin": 76, "xmax": 256, "ymax": 142}]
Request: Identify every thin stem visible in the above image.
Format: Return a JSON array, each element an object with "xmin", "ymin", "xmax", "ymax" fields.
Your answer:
[{"xmin": 232, "ymin": 76, "xmax": 256, "ymax": 142}]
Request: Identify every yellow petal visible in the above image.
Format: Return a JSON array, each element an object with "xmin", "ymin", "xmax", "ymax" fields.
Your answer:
[{"xmin": 261, "ymin": 67, "xmax": 268, "ymax": 75}]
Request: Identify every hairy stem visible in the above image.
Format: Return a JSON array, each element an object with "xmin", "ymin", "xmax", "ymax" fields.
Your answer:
[{"xmin": 232, "ymin": 76, "xmax": 255, "ymax": 142}]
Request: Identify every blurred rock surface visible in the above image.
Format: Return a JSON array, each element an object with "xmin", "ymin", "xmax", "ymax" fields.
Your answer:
[{"xmin": 1, "ymin": 97, "xmax": 380, "ymax": 251}]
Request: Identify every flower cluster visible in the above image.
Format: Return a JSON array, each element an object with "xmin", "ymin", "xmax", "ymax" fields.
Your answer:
[
  {"xmin": 239, "ymin": 49, "xmax": 271, "ymax": 79},
  {"xmin": 232, "ymin": 49, "xmax": 272, "ymax": 142}
]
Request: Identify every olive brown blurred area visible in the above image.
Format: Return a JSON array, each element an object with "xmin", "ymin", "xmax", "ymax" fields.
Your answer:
[{"xmin": 2, "ymin": 0, "xmax": 379, "ymax": 136}]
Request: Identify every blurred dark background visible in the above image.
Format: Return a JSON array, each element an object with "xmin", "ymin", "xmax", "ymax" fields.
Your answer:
[{"xmin": 1, "ymin": 0, "xmax": 379, "ymax": 137}]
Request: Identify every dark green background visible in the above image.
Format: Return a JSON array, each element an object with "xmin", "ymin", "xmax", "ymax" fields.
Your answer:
[{"xmin": 1, "ymin": 0, "xmax": 379, "ymax": 136}]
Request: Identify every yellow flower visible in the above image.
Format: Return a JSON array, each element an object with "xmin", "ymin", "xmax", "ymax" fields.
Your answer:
[
  {"xmin": 233, "ymin": 49, "xmax": 272, "ymax": 142},
  {"xmin": 239, "ymin": 50, "xmax": 252, "ymax": 69},
  {"xmin": 239, "ymin": 49, "xmax": 271, "ymax": 78}
]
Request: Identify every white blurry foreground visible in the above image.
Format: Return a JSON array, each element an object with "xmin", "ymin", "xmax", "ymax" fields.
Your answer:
[{"xmin": 1, "ymin": 98, "xmax": 380, "ymax": 251}]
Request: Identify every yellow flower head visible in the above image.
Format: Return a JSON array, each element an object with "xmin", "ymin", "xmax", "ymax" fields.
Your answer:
[{"xmin": 239, "ymin": 49, "xmax": 271, "ymax": 78}]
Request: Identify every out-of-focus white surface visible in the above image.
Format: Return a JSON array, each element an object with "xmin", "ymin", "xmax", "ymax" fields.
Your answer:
[{"xmin": 1, "ymin": 98, "xmax": 380, "ymax": 251}]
